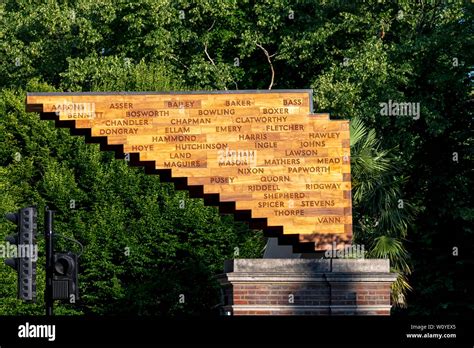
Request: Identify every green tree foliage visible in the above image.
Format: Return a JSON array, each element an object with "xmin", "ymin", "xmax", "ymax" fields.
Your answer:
[{"xmin": 0, "ymin": 0, "xmax": 472, "ymax": 315}]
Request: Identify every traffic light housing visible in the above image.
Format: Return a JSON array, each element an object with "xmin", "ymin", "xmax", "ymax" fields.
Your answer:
[
  {"xmin": 4, "ymin": 207, "xmax": 37, "ymax": 302},
  {"xmin": 52, "ymin": 251, "xmax": 79, "ymax": 301}
]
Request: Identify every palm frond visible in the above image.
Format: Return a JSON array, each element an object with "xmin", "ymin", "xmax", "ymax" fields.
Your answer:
[
  {"xmin": 349, "ymin": 117, "xmax": 367, "ymax": 147},
  {"xmin": 391, "ymin": 273, "xmax": 412, "ymax": 308},
  {"xmin": 369, "ymin": 236, "xmax": 411, "ymax": 274}
]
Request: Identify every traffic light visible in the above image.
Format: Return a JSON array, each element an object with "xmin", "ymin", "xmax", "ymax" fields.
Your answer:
[
  {"xmin": 4, "ymin": 206, "xmax": 37, "ymax": 302},
  {"xmin": 52, "ymin": 251, "xmax": 79, "ymax": 301}
]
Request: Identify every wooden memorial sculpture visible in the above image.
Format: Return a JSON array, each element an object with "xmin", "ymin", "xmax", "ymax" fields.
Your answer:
[{"xmin": 26, "ymin": 90, "xmax": 352, "ymax": 253}]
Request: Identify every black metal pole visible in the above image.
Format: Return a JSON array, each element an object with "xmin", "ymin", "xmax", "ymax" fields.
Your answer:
[{"xmin": 44, "ymin": 207, "xmax": 54, "ymax": 316}]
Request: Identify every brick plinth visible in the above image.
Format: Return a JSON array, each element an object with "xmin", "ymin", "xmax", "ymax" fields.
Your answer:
[{"xmin": 217, "ymin": 259, "xmax": 397, "ymax": 316}]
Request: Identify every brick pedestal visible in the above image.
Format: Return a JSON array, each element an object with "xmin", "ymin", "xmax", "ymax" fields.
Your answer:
[{"xmin": 217, "ymin": 259, "xmax": 397, "ymax": 316}]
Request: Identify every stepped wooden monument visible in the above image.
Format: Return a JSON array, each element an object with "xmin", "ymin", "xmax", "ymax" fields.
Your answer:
[
  {"xmin": 26, "ymin": 90, "xmax": 352, "ymax": 252},
  {"xmin": 26, "ymin": 90, "xmax": 397, "ymax": 315}
]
